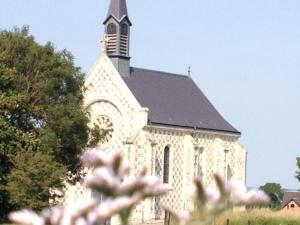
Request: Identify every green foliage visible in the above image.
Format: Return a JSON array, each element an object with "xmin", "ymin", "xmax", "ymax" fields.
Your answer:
[
  {"xmin": 259, "ymin": 183, "xmax": 283, "ymax": 208},
  {"xmin": 6, "ymin": 151, "xmax": 67, "ymax": 210},
  {"xmin": 0, "ymin": 26, "xmax": 95, "ymax": 217}
]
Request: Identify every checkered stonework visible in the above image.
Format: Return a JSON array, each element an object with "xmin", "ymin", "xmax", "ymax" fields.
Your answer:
[
  {"xmin": 149, "ymin": 128, "xmax": 186, "ymax": 214},
  {"xmin": 62, "ymin": 181, "xmax": 91, "ymax": 204},
  {"xmin": 63, "ymin": 55, "xmax": 247, "ymax": 225}
]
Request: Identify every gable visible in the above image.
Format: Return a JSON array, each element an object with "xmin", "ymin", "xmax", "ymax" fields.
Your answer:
[
  {"xmin": 282, "ymin": 192, "xmax": 300, "ymax": 208},
  {"xmin": 84, "ymin": 54, "xmax": 149, "ymax": 140}
]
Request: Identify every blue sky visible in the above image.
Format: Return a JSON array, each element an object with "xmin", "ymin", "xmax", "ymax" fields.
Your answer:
[{"xmin": 1, "ymin": 0, "xmax": 300, "ymax": 188}]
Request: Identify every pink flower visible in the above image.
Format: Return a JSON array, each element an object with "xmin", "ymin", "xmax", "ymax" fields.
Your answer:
[
  {"xmin": 75, "ymin": 217, "xmax": 88, "ymax": 225},
  {"xmin": 205, "ymin": 188, "xmax": 220, "ymax": 204},
  {"xmin": 178, "ymin": 211, "xmax": 191, "ymax": 222},
  {"xmin": 84, "ymin": 168, "xmax": 120, "ymax": 190},
  {"xmin": 118, "ymin": 162, "xmax": 130, "ymax": 177},
  {"xmin": 9, "ymin": 210, "xmax": 44, "ymax": 225},
  {"xmin": 81, "ymin": 149, "xmax": 113, "ymax": 168},
  {"xmin": 94, "ymin": 196, "xmax": 139, "ymax": 220},
  {"xmin": 224, "ymin": 180, "xmax": 269, "ymax": 205},
  {"xmin": 41, "ymin": 206, "xmax": 64, "ymax": 225},
  {"xmin": 242, "ymin": 190, "xmax": 270, "ymax": 205}
]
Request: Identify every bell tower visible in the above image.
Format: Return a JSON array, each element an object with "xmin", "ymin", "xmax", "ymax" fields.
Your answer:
[{"xmin": 103, "ymin": 0, "xmax": 132, "ymax": 77}]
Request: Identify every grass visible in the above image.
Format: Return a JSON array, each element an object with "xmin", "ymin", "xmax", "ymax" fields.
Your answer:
[
  {"xmin": 216, "ymin": 209, "xmax": 300, "ymax": 225},
  {"xmin": 2, "ymin": 210, "xmax": 300, "ymax": 225}
]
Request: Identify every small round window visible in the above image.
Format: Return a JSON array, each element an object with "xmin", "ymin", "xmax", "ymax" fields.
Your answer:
[{"xmin": 291, "ymin": 204, "xmax": 295, "ymax": 208}]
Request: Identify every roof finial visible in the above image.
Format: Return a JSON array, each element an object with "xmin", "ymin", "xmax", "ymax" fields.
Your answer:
[{"xmin": 188, "ymin": 65, "xmax": 191, "ymax": 78}]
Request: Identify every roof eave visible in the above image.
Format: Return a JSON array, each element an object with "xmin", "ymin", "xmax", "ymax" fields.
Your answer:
[
  {"xmin": 148, "ymin": 122, "xmax": 241, "ymax": 136},
  {"xmin": 103, "ymin": 15, "xmax": 132, "ymax": 25},
  {"xmin": 282, "ymin": 199, "xmax": 300, "ymax": 209}
]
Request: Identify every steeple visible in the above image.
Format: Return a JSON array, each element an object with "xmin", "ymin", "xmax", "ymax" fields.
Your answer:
[
  {"xmin": 103, "ymin": 0, "xmax": 132, "ymax": 77},
  {"xmin": 104, "ymin": 0, "xmax": 131, "ymax": 23}
]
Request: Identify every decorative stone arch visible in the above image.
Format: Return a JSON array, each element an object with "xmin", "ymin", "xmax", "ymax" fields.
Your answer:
[
  {"xmin": 85, "ymin": 99, "xmax": 124, "ymax": 150},
  {"xmin": 85, "ymin": 97, "xmax": 124, "ymax": 117}
]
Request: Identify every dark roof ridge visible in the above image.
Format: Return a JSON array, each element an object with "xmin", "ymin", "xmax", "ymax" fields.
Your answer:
[{"xmin": 131, "ymin": 67, "xmax": 189, "ymax": 78}]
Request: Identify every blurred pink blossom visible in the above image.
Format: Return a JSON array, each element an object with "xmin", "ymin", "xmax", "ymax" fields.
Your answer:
[{"xmin": 9, "ymin": 210, "xmax": 44, "ymax": 225}]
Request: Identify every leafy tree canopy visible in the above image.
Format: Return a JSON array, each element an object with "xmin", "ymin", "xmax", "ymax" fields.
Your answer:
[
  {"xmin": 0, "ymin": 26, "xmax": 93, "ymax": 215},
  {"xmin": 259, "ymin": 183, "xmax": 283, "ymax": 208}
]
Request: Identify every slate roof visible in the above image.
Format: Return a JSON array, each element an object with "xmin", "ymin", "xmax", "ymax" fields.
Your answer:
[
  {"xmin": 104, "ymin": 0, "xmax": 131, "ymax": 24},
  {"xmin": 123, "ymin": 67, "xmax": 240, "ymax": 134},
  {"xmin": 282, "ymin": 192, "xmax": 300, "ymax": 208}
]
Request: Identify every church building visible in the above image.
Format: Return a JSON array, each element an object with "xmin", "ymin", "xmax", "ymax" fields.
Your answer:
[{"xmin": 64, "ymin": 0, "xmax": 247, "ymax": 223}]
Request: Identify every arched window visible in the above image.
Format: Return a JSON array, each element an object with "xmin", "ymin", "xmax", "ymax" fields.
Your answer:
[
  {"xmin": 121, "ymin": 23, "xmax": 128, "ymax": 35},
  {"xmin": 107, "ymin": 23, "xmax": 116, "ymax": 34},
  {"xmin": 227, "ymin": 165, "xmax": 233, "ymax": 181},
  {"xmin": 196, "ymin": 147, "xmax": 204, "ymax": 178},
  {"xmin": 197, "ymin": 164, "xmax": 204, "ymax": 178},
  {"xmin": 163, "ymin": 146, "xmax": 170, "ymax": 183}
]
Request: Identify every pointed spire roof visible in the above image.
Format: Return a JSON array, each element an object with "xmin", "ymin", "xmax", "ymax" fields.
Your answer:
[{"xmin": 103, "ymin": 0, "xmax": 132, "ymax": 25}]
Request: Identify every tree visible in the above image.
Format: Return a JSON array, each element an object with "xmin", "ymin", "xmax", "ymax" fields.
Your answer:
[
  {"xmin": 6, "ymin": 151, "xmax": 67, "ymax": 210},
  {"xmin": 295, "ymin": 157, "xmax": 300, "ymax": 182},
  {"xmin": 0, "ymin": 26, "xmax": 94, "ymax": 217},
  {"xmin": 259, "ymin": 183, "xmax": 283, "ymax": 208}
]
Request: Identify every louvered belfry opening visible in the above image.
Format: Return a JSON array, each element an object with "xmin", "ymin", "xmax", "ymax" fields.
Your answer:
[
  {"xmin": 120, "ymin": 23, "xmax": 129, "ymax": 55},
  {"xmin": 103, "ymin": 0, "xmax": 132, "ymax": 77},
  {"xmin": 105, "ymin": 22, "xmax": 129, "ymax": 56},
  {"xmin": 106, "ymin": 23, "xmax": 117, "ymax": 54}
]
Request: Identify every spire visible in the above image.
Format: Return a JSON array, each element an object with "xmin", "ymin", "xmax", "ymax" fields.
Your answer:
[
  {"xmin": 103, "ymin": 0, "xmax": 132, "ymax": 25},
  {"xmin": 103, "ymin": 0, "xmax": 132, "ymax": 77}
]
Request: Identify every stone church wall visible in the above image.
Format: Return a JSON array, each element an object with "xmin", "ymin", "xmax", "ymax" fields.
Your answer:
[
  {"xmin": 62, "ymin": 54, "xmax": 247, "ymax": 225},
  {"xmin": 142, "ymin": 126, "xmax": 247, "ymax": 222}
]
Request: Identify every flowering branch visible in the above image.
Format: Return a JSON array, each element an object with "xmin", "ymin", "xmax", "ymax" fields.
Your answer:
[
  {"xmin": 9, "ymin": 150, "xmax": 169, "ymax": 225},
  {"xmin": 9, "ymin": 149, "xmax": 269, "ymax": 225},
  {"xmin": 162, "ymin": 174, "xmax": 269, "ymax": 225}
]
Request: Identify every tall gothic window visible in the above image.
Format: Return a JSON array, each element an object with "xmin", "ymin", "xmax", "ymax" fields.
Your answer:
[
  {"xmin": 227, "ymin": 165, "xmax": 233, "ymax": 181},
  {"xmin": 107, "ymin": 23, "xmax": 116, "ymax": 34},
  {"xmin": 121, "ymin": 23, "xmax": 128, "ymax": 35},
  {"xmin": 163, "ymin": 146, "xmax": 170, "ymax": 183}
]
